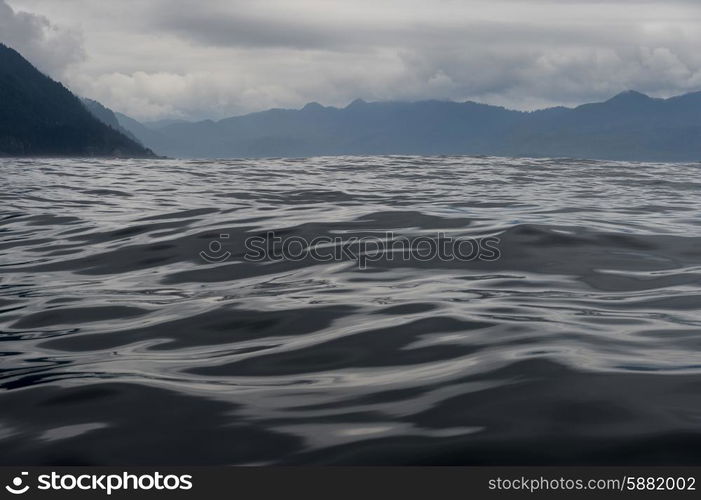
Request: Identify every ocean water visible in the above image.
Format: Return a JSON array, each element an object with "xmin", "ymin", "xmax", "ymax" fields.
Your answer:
[{"xmin": 2, "ymin": 156, "xmax": 701, "ymax": 465}]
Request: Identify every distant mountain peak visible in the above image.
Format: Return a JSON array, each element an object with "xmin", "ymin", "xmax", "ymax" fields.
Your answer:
[
  {"xmin": 346, "ymin": 98, "xmax": 368, "ymax": 109},
  {"xmin": 302, "ymin": 102, "xmax": 325, "ymax": 111},
  {"xmin": 606, "ymin": 90, "xmax": 652, "ymax": 104}
]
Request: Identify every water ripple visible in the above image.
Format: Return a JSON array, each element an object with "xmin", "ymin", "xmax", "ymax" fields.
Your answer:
[{"xmin": 2, "ymin": 156, "xmax": 701, "ymax": 465}]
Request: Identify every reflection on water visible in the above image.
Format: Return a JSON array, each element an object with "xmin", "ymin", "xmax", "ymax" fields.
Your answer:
[{"xmin": 2, "ymin": 156, "xmax": 701, "ymax": 465}]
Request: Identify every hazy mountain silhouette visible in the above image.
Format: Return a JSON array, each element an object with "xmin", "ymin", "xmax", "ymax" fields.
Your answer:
[
  {"xmin": 81, "ymin": 98, "xmax": 142, "ymax": 144},
  {"xmin": 503, "ymin": 91, "xmax": 701, "ymax": 161},
  {"xmin": 0, "ymin": 44, "xmax": 154, "ymax": 158},
  {"xmin": 114, "ymin": 112, "xmax": 167, "ymax": 153},
  {"xmin": 117, "ymin": 91, "xmax": 701, "ymax": 161}
]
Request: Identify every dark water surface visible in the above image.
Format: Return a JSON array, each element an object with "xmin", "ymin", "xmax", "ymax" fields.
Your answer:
[{"xmin": 2, "ymin": 156, "xmax": 701, "ymax": 465}]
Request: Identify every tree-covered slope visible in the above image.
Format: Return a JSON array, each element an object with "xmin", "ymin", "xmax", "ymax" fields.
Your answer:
[{"xmin": 0, "ymin": 44, "xmax": 155, "ymax": 157}]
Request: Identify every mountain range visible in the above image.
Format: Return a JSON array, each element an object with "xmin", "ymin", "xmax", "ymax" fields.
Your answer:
[
  {"xmin": 114, "ymin": 91, "xmax": 701, "ymax": 162},
  {"xmin": 0, "ymin": 43, "xmax": 154, "ymax": 158},
  {"xmin": 1, "ymin": 42, "xmax": 700, "ymax": 161}
]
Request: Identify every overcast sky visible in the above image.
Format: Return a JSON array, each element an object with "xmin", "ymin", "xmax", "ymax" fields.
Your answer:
[{"xmin": 2, "ymin": 0, "xmax": 701, "ymax": 121}]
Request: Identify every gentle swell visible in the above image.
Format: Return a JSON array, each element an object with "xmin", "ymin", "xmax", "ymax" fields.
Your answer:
[{"xmin": 1, "ymin": 156, "xmax": 701, "ymax": 465}]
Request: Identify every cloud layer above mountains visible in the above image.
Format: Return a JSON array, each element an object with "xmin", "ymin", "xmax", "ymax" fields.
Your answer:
[{"xmin": 5, "ymin": 0, "xmax": 701, "ymax": 120}]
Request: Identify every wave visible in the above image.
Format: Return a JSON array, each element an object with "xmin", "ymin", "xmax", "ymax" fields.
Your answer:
[{"xmin": 1, "ymin": 156, "xmax": 701, "ymax": 464}]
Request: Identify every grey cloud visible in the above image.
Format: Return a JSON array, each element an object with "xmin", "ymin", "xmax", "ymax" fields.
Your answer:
[
  {"xmin": 6, "ymin": 0, "xmax": 701, "ymax": 120},
  {"xmin": 148, "ymin": 0, "xmax": 701, "ymax": 107},
  {"xmin": 158, "ymin": 11, "xmax": 344, "ymax": 50},
  {"xmin": 156, "ymin": 7, "xmax": 651, "ymax": 52},
  {"xmin": 0, "ymin": 0, "xmax": 83, "ymax": 77}
]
